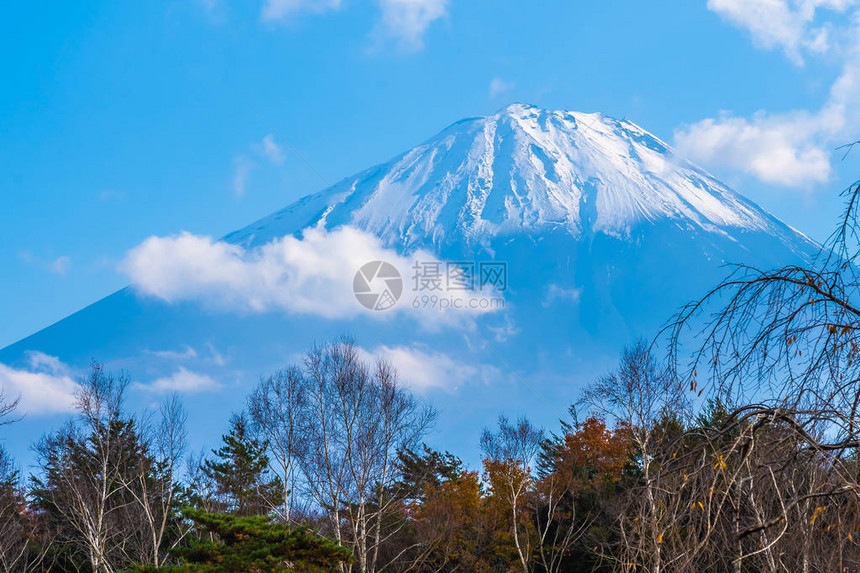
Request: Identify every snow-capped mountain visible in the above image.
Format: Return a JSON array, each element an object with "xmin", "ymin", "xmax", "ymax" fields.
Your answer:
[
  {"xmin": 0, "ymin": 104, "xmax": 818, "ymax": 465},
  {"xmin": 226, "ymin": 103, "xmax": 809, "ymax": 256}
]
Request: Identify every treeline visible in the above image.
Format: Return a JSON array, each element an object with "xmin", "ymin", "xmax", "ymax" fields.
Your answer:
[
  {"xmin": 2, "ymin": 336, "xmax": 860, "ymax": 572},
  {"xmin": 6, "ymin": 188, "xmax": 860, "ymax": 572}
]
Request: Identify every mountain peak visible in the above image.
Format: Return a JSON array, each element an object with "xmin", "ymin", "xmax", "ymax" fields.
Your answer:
[{"xmin": 227, "ymin": 105, "xmax": 808, "ymax": 254}]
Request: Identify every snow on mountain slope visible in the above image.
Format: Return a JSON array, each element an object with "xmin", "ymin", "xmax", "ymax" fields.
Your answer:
[{"xmin": 225, "ymin": 103, "xmax": 811, "ymax": 255}]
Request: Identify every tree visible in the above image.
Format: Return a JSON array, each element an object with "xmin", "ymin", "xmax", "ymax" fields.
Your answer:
[
  {"xmin": 248, "ymin": 367, "xmax": 305, "ymax": 523},
  {"xmin": 0, "ymin": 387, "xmax": 19, "ymax": 428},
  {"xmin": 580, "ymin": 340, "xmax": 687, "ymax": 573},
  {"xmin": 647, "ymin": 183, "xmax": 860, "ymax": 571},
  {"xmin": 480, "ymin": 415, "xmax": 544, "ymax": 573},
  {"xmin": 125, "ymin": 395, "xmax": 189, "ymax": 568},
  {"xmin": 126, "ymin": 507, "xmax": 352, "ymax": 573},
  {"xmin": 201, "ymin": 413, "xmax": 282, "ymax": 517},
  {"xmin": 288, "ymin": 338, "xmax": 436, "ymax": 573},
  {"xmin": 375, "ymin": 445, "xmax": 480, "ymax": 571},
  {"xmin": 408, "ymin": 469, "xmax": 495, "ymax": 572},
  {"xmin": 31, "ymin": 364, "xmax": 186, "ymax": 572},
  {"xmin": 0, "ymin": 392, "xmax": 46, "ymax": 572},
  {"xmin": 396, "ymin": 445, "xmax": 463, "ymax": 504},
  {"xmin": 535, "ymin": 415, "xmax": 631, "ymax": 573}
]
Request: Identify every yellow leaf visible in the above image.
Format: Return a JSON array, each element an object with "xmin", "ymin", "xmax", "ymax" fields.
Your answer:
[{"xmin": 811, "ymin": 506, "xmax": 825, "ymax": 525}]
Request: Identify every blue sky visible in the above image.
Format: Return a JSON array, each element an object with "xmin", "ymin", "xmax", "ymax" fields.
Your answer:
[{"xmin": 2, "ymin": 0, "xmax": 860, "ymax": 349}]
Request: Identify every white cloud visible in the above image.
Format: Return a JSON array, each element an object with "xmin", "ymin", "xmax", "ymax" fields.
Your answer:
[
  {"xmin": 676, "ymin": 4, "xmax": 860, "ymax": 188},
  {"xmin": 145, "ymin": 343, "xmax": 227, "ymax": 366},
  {"xmin": 255, "ymin": 134, "xmax": 285, "ymax": 165},
  {"xmin": 146, "ymin": 345, "xmax": 199, "ymax": 361},
  {"xmin": 261, "ymin": 0, "xmax": 447, "ymax": 50},
  {"xmin": 98, "ymin": 189, "xmax": 127, "ymax": 202},
  {"xmin": 51, "ymin": 256, "xmax": 72, "ymax": 276},
  {"xmin": 368, "ymin": 344, "xmax": 497, "ymax": 391},
  {"xmin": 542, "ymin": 284, "xmax": 582, "ymax": 307},
  {"xmin": 206, "ymin": 343, "xmax": 228, "ymax": 366},
  {"xmin": 707, "ymin": 0, "xmax": 853, "ymax": 64},
  {"xmin": 233, "ymin": 155, "xmax": 254, "ymax": 197},
  {"xmin": 261, "ymin": 0, "xmax": 342, "ymax": 22},
  {"xmin": 0, "ymin": 352, "xmax": 79, "ymax": 415},
  {"xmin": 675, "ymin": 110, "xmax": 833, "ymax": 186},
  {"xmin": 137, "ymin": 367, "xmax": 220, "ymax": 394},
  {"xmin": 19, "ymin": 251, "xmax": 73, "ymax": 276},
  {"xmin": 233, "ymin": 136, "xmax": 285, "ymax": 196},
  {"xmin": 487, "ymin": 315, "xmax": 520, "ymax": 342},
  {"xmin": 119, "ymin": 225, "xmax": 500, "ymax": 326},
  {"xmin": 375, "ymin": 0, "xmax": 449, "ymax": 50},
  {"xmin": 489, "ymin": 78, "xmax": 515, "ymax": 98}
]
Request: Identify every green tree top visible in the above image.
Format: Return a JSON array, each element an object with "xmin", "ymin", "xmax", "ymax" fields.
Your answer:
[
  {"xmin": 127, "ymin": 507, "xmax": 352, "ymax": 573},
  {"xmin": 202, "ymin": 413, "xmax": 281, "ymax": 516}
]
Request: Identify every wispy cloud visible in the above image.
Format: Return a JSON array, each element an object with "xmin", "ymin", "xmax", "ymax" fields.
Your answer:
[
  {"xmin": 232, "ymin": 155, "xmax": 255, "ymax": 197},
  {"xmin": 488, "ymin": 77, "xmax": 515, "ymax": 98},
  {"xmin": 136, "ymin": 367, "xmax": 221, "ymax": 394},
  {"xmin": 232, "ymin": 135, "xmax": 288, "ymax": 197},
  {"xmin": 50, "ymin": 256, "xmax": 72, "ymax": 276},
  {"xmin": 145, "ymin": 343, "xmax": 227, "ymax": 366},
  {"xmin": 261, "ymin": 0, "xmax": 342, "ymax": 22},
  {"xmin": 374, "ymin": 0, "xmax": 449, "ymax": 50},
  {"xmin": 262, "ymin": 0, "xmax": 448, "ymax": 51},
  {"xmin": 19, "ymin": 251, "xmax": 73, "ymax": 276},
  {"xmin": 542, "ymin": 284, "xmax": 582, "ymax": 307},
  {"xmin": 0, "ymin": 352, "xmax": 79, "ymax": 415},
  {"xmin": 146, "ymin": 345, "xmax": 199, "ymax": 361},
  {"xmin": 98, "ymin": 189, "xmax": 127, "ymax": 202},
  {"xmin": 255, "ymin": 134, "xmax": 285, "ymax": 165}
]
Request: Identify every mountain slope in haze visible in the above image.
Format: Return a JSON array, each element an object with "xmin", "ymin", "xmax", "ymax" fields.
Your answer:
[{"xmin": 0, "ymin": 104, "xmax": 819, "ymax": 464}]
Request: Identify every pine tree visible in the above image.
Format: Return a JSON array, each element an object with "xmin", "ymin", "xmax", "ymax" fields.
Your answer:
[
  {"xmin": 201, "ymin": 413, "xmax": 282, "ymax": 516},
  {"xmin": 125, "ymin": 507, "xmax": 352, "ymax": 572}
]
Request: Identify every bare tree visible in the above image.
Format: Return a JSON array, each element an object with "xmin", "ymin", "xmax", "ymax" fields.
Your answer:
[
  {"xmin": 254, "ymin": 338, "xmax": 436, "ymax": 573},
  {"xmin": 248, "ymin": 366, "xmax": 305, "ymax": 523},
  {"xmin": 580, "ymin": 339, "xmax": 688, "ymax": 573},
  {"xmin": 31, "ymin": 364, "xmax": 186, "ymax": 572},
  {"xmin": 0, "ymin": 388, "xmax": 20, "ymax": 428},
  {"xmin": 32, "ymin": 364, "xmax": 134, "ymax": 573},
  {"xmin": 121, "ymin": 394, "xmax": 188, "ymax": 567},
  {"xmin": 653, "ymin": 183, "xmax": 860, "ymax": 571},
  {"xmin": 480, "ymin": 415, "xmax": 544, "ymax": 573}
]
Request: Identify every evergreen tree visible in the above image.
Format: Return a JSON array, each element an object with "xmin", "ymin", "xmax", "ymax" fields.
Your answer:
[
  {"xmin": 125, "ymin": 508, "xmax": 352, "ymax": 573},
  {"xmin": 0, "ymin": 446, "xmax": 43, "ymax": 572},
  {"xmin": 201, "ymin": 413, "xmax": 281, "ymax": 516},
  {"xmin": 30, "ymin": 364, "xmax": 184, "ymax": 572},
  {"xmin": 396, "ymin": 444, "xmax": 463, "ymax": 502},
  {"xmin": 31, "ymin": 416, "xmax": 159, "ymax": 571}
]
